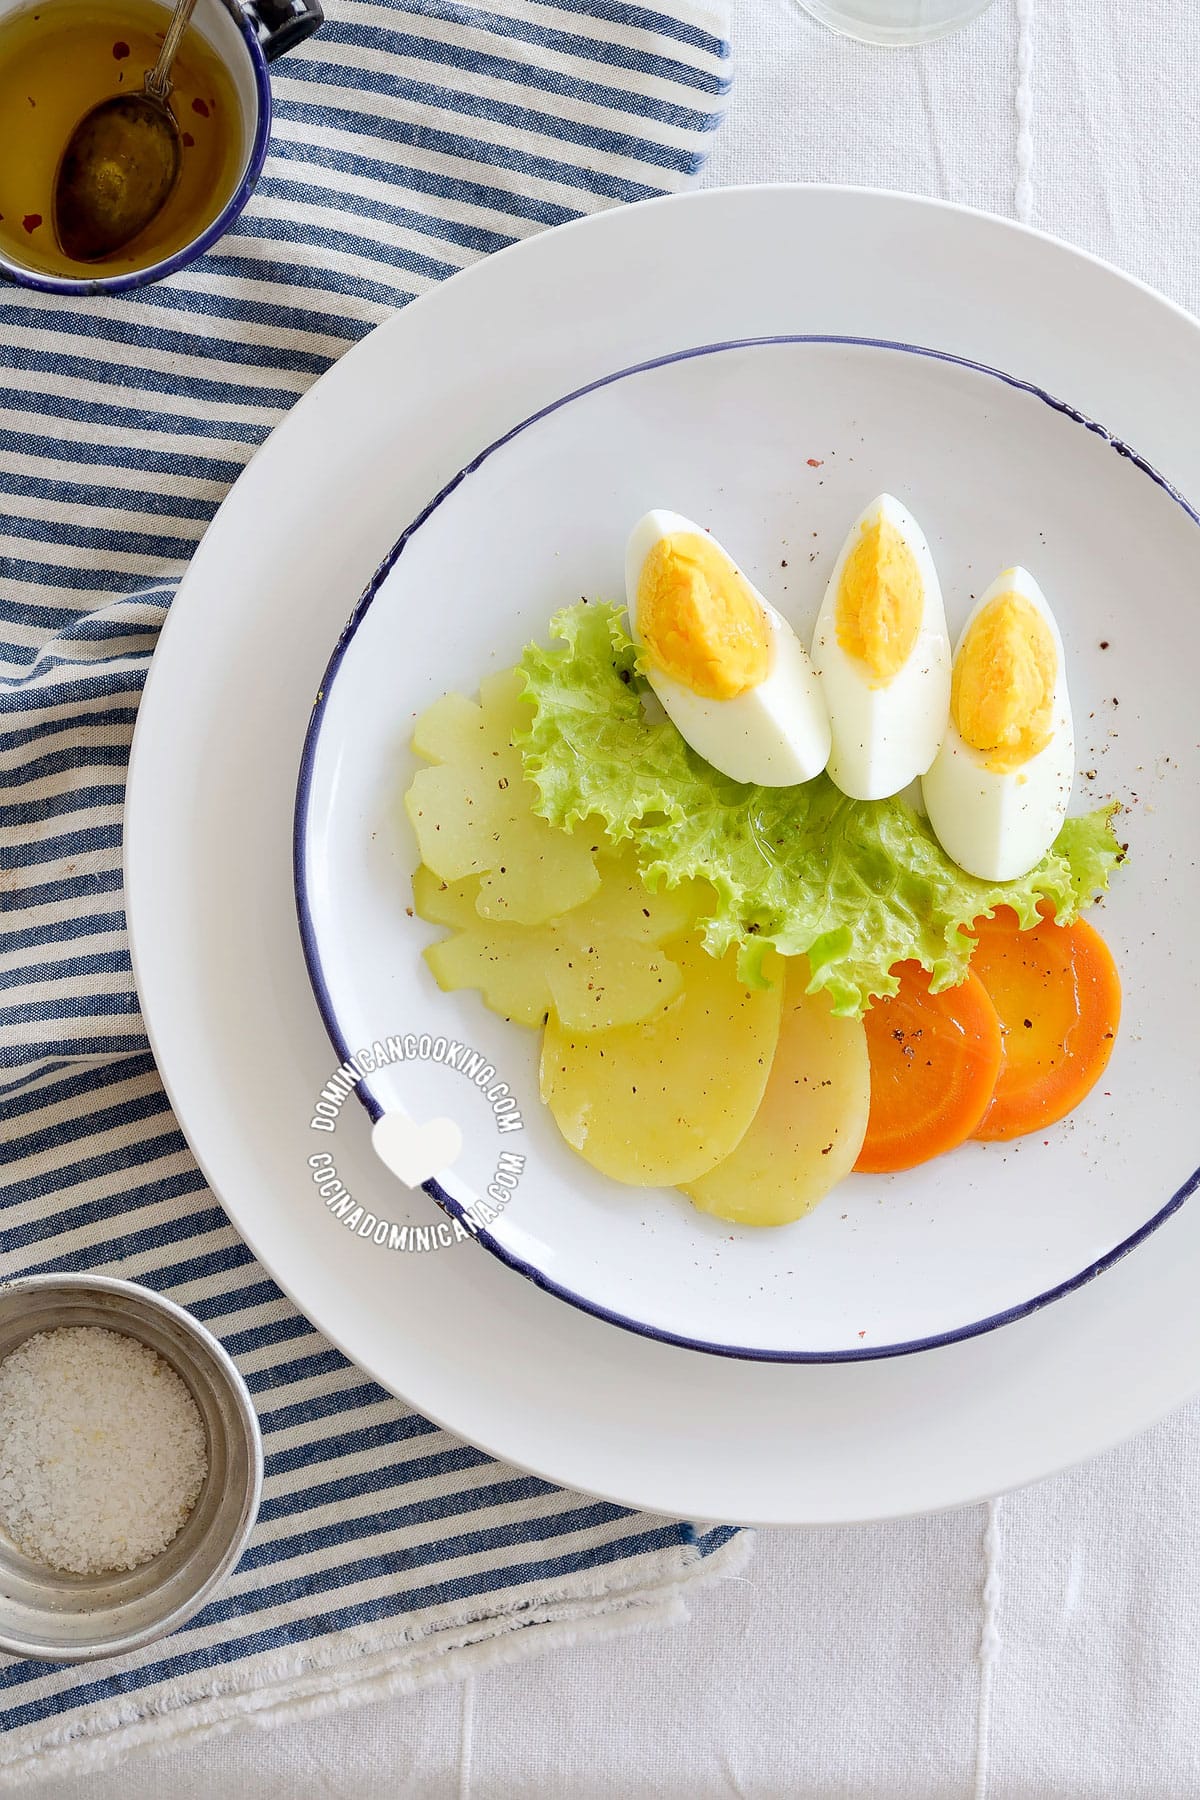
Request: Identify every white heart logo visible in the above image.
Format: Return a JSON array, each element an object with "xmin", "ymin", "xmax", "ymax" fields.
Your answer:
[{"xmin": 371, "ymin": 1111, "xmax": 462, "ymax": 1188}]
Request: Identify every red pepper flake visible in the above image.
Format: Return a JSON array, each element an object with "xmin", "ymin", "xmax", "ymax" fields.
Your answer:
[
  {"xmin": 22, "ymin": 214, "xmax": 42, "ymax": 233},
  {"xmin": 857, "ymin": 1329, "xmax": 866, "ymax": 1339},
  {"xmin": 181, "ymin": 130, "xmax": 194, "ymax": 146},
  {"xmin": 192, "ymin": 96, "xmax": 210, "ymax": 116},
  {"xmin": 112, "ymin": 38, "xmax": 130, "ymax": 57},
  {"xmin": 806, "ymin": 457, "xmax": 823, "ymax": 468}
]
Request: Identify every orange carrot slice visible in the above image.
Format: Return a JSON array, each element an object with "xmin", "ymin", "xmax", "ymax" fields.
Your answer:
[
  {"xmin": 855, "ymin": 962, "xmax": 1003, "ymax": 1175},
  {"xmin": 969, "ymin": 908, "xmax": 1121, "ymax": 1142}
]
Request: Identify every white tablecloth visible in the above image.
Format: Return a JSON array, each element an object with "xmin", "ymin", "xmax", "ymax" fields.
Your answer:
[{"xmin": 36, "ymin": 0, "xmax": 1200, "ymax": 1792}]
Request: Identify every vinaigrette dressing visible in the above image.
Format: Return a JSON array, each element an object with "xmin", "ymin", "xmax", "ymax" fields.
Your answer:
[{"xmin": 0, "ymin": 0, "xmax": 245, "ymax": 278}]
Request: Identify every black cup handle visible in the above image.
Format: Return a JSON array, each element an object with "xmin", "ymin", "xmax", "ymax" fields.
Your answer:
[{"xmin": 239, "ymin": 0, "xmax": 323, "ymax": 61}]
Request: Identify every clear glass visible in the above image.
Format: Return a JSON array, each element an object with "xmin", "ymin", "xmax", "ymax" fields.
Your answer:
[{"xmin": 797, "ymin": 0, "xmax": 997, "ymax": 46}]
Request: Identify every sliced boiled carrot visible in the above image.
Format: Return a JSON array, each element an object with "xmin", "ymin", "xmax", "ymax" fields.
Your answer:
[
  {"xmin": 855, "ymin": 962, "xmax": 1003, "ymax": 1175},
  {"xmin": 968, "ymin": 908, "xmax": 1121, "ymax": 1142}
]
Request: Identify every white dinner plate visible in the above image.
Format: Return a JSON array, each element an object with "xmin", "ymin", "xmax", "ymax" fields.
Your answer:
[
  {"xmin": 295, "ymin": 329, "xmax": 1200, "ymax": 1360},
  {"xmin": 127, "ymin": 187, "xmax": 1200, "ymax": 1522}
]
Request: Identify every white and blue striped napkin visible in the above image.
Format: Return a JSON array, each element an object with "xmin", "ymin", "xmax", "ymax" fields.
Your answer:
[{"xmin": 0, "ymin": 1, "xmax": 738, "ymax": 1782}]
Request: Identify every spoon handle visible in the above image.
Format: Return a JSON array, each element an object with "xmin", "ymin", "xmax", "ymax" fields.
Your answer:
[{"xmin": 145, "ymin": 0, "xmax": 200, "ymax": 103}]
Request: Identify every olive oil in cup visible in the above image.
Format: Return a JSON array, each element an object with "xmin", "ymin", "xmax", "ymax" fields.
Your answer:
[
  {"xmin": 0, "ymin": 0, "xmax": 243, "ymax": 279},
  {"xmin": 0, "ymin": 0, "xmax": 320, "ymax": 292}
]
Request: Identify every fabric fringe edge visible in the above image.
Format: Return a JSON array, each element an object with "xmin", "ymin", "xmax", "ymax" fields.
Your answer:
[{"xmin": 6, "ymin": 1531, "xmax": 754, "ymax": 1788}]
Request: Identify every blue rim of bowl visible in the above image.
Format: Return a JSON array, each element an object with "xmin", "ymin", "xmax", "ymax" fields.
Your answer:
[
  {"xmin": 0, "ymin": 1, "xmax": 272, "ymax": 298},
  {"xmin": 294, "ymin": 331, "xmax": 1200, "ymax": 1364}
]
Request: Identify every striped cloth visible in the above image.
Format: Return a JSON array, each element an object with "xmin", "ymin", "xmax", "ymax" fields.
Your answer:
[{"xmin": 0, "ymin": 1, "xmax": 737, "ymax": 1782}]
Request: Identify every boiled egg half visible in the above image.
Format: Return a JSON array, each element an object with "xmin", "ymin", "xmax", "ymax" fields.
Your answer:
[
  {"xmin": 810, "ymin": 494, "xmax": 951, "ymax": 800},
  {"xmin": 922, "ymin": 566, "xmax": 1073, "ymax": 882},
  {"xmin": 625, "ymin": 510, "xmax": 830, "ymax": 786}
]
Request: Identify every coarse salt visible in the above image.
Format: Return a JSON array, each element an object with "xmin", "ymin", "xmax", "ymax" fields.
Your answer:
[{"xmin": 0, "ymin": 1325, "xmax": 208, "ymax": 1575}]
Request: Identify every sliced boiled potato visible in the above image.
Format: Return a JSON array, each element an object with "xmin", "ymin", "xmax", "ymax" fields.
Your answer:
[
  {"xmin": 413, "ymin": 854, "xmax": 708, "ymax": 1031},
  {"xmin": 682, "ymin": 962, "xmax": 870, "ymax": 1226},
  {"xmin": 412, "ymin": 864, "xmax": 486, "ymax": 933},
  {"xmin": 405, "ymin": 667, "xmax": 598, "ymax": 924},
  {"xmin": 410, "ymin": 689, "xmax": 482, "ymax": 764},
  {"xmin": 540, "ymin": 940, "xmax": 783, "ymax": 1186}
]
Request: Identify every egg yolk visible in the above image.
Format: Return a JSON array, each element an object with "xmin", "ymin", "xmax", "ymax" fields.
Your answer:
[
  {"xmin": 637, "ymin": 533, "xmax": 771, "ymax": 700},
  {"xmin": 835, "ymin": 517, "xmax": 923, "ymax": 685},
  {"xmin": 952, "ymin": 591, "xmax": 1057, "ymax": 772}
]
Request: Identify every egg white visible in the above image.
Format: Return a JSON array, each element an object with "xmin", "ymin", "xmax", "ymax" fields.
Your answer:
[
  {"xmin": 922, "ymin": 566, "xmax": 1074, "ymax": 882},
  {"xmin": 810, "ymin": 494, "xmax": 951, "ymax": 802},
  {"xmin": 625, "ymin": 509, "xmax": 830, "ymax": 787}
]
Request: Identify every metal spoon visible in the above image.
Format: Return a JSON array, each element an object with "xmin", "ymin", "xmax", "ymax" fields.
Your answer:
[{"xmin": 53, "ymin": 0, "xmax": 199, "ymax": 263}]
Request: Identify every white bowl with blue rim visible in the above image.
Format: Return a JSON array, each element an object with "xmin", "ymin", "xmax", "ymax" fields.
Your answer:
[{"xmin": 295, "ymin": 329, "xmax": 1200, "ymax": 1362}]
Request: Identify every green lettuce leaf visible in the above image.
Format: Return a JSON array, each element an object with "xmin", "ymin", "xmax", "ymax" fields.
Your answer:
[{"xmin": 518, "ymin": 603, "xmax": 1125, "ymax": 1017}]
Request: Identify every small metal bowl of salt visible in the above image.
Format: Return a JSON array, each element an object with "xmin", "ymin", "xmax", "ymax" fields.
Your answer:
[{"xmin": 0, "ymin": 1273, "xmax": 263, "ymax": 1662}]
